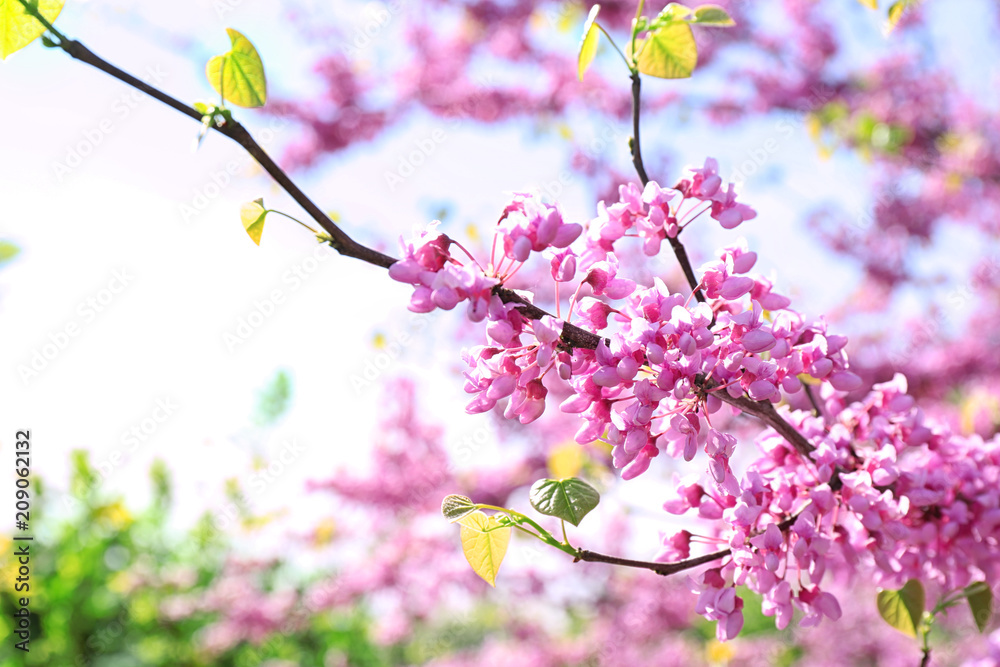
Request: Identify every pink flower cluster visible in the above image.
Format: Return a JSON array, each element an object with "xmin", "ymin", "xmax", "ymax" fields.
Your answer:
[
  {"xmin": 463, "ymin": 304, "xmax": 572, "ymax": 424},
  {"xmin": 558, "ymin": 238, "xmax": 861, "ymax": 480},
  {"xmin": 498, "ymin": 193, "xmax": 583, "ymax": 262},
  {"xmin": 387, "ymin": 163, "xmax": 1000, "ymax": 643},
  {"xmin": 390, "ymin": 173, "xmax": 859, "ymax": 488},
  {"xmin": 586, "ymin": 159, "xmax": 758, "ymax": 260},
  {"xmin": 663, "ymin": 373, "xmax": 1000, "ymax": 640},
  {"xmin": 389, "ymin": 222, "xmax": 498, "ymax": 321}
]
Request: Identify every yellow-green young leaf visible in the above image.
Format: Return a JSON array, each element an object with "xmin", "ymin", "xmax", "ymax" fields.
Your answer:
[
  {"xmin": 876, "ymin": 579, "xmax": 925, "ymax": 638},
  {"xmin": 966, "ymin": 582, "xmax": 994, "ymax": 633},
  {"xmin": 0, "ymin": 0, "xmax": 64, "ymax": 60},
  {"xmin": 660, "ymin": 3, "xmax": 691, "ymax": 21},
  {"xmin": 691, "ymin": 5, "xmax": 735, "ymax": 26},
  {"xmin": 206, "ymin": 28, "xmax": 267, "ymax": 108},
  {"xmin": 240, "ymin": 198, "xmax": 268, "ymax": 245},
  {"xmin": 857, "ymin": 0, "xmax": 878, "ymax": 8},
  {"xmin": 886, "ymin": 0, "xmax": 919, "ymax": 32},
  {"xmin": 636, "ymin": 22, "xmax": 697, "ymax": 79},
  {"xmin": 458, "ymin": 511, "xmax": 510, "ymax": 587},
  {"xmin": 577, "ymin": 5, "xmax": 601, "ymax": 81},
  {"xmin": 441, "ymin": 494, "xmax": 477, "ymax": 523}
]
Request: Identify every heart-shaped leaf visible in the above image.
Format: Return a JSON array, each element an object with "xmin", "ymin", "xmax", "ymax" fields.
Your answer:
[
  {"xmin": 966, "ymin": 582, "xmax": 993, "ymax": 633},
  {"xmin": 691, "ymin": 5, "xmax": 735, "ymax": 26},
  {"xmin": 206, "ymin": 28, "xmax": 267, "ymax": 108},
  {"xmin": 240, "ymin": 198, "xmax": 268, "ymax": 245},
  {"xmin": 577, "ymin": 5, "xmax": 601, "ymax": 82},
  {"xmin": 633, "ymin": 22, "xmax": 697, "ymax": 79},
  {"xmin": 441, "ymin": 494, "xmax": 478, "ymax": 523},
  {"xmin": 0, "ymin": 0, "xmax": 64, "ymax": 60},
  {"xmin": 877, "ymin": 579, "xmax": 925, "ymax": 638},
  {"xmin": 529, "ymin": 477, "xmax": 600, "ymax": 527},
  {"xmin": 459, "ymin": 511, "xmax": 511, "ymax": 587}
]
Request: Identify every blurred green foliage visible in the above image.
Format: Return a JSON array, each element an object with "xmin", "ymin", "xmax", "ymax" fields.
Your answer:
[
  {"xmin": 253, "ymin": 370, "xmax": 293, "ymax": 427},
  {"xmin": 0, "ymin": 452, "xmax": 388, "ymax": 667}
]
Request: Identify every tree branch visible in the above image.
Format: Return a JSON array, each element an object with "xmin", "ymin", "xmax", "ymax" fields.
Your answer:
[
  {"xmin": 38, "ymin": 22, "xmax": 829, "ymax": 549},
  {"xmin": 629, "ymin": 72, "xmax": 651, "ymax": 187},
  {"xmin": 575, "ymin": 546, "xmax": 730, "ymax": 576},
  {"xmin": 709, "ymin": 391, "xmax": 816, "ymax": 458},
  {"xmin": 629, "ymin": 73, "xmax": 706, "ymax": 306},
  {"xmin": 53, "ymin": 37, "xmax": 396, "ymax": 270},
  {"xmin": 573, "ymin": 508, "xmax": 805, "ymax": 577}
]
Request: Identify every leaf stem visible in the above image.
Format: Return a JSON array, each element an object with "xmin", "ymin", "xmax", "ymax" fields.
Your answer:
[
  {"xmin": 596, "ymin": 24, "xmax": 632, "ymax": 73},
  {"xmin": 267, "ymin": 209, "xmax": 319, "ymax": 235},
  {"xmin": 477, "ymin": 504, "xmax": 576, "ymax": 555},
  {"xmin": 14, "ymin": 0, "xmax": 67, "ymax": 43},
  {"xmin": 560, "ymin": 519, "xmax": 571, "ymax": 547}
]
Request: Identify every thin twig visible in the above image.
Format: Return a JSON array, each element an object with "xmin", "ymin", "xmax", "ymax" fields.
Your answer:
[
  {"xmin": 53, "ymin": 37, "xmax": 396, "ymax": 269},
  {"xmin": 31, "ymin": 20, "xmax": 833, "ymax": 576},
  {"xmin": 804, "ymin": 383, "xmax": 824, "ymax": 418},
  {"xmin": 629, "ymin": 71, "xmax": 705, "ymax": 303},
  {"xmin": 573, "ymin": 508, "xmax": 804, "ymax": 577},
  {"xmin": 629, "ymin": 72, "xmax": 651, "ymax": 187},
  {"xmin": 576, "ymin": 546, "xmax": 730, "ymax": 576}
]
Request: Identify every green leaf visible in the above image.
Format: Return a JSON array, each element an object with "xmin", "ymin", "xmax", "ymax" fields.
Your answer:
[
  {"xmin": 966, "ymin": 582, "xmax": 993, "ymax": 633},
  {"xmin": 0, "ymin": 0, "xmax": 64, "ymax": 60},
  {"xmin": 877, "ymin": 579, "xmax": 925, "ymax": 638},
  {"xmin": 240, "ymin": 198, "xmax": 268, "ymax": 245},
  {"xmin": 577, "ymin": 5, "xmax": 601, "ymax": 82},
  {"xmin": 691, "ymin": 5, "xmax": 735, "ymax": 26},
  {"xmin": 441, "ymin": 494, "xmax": 478, "ymax": 523},
  {"xmin": 458, "ymin": 511, "xmax": 510, "ymax": 587},
  {"xmin": 634, "ymin": 22, "xmax": 697, "ymax": 79},
  {"xmin": 206, "ymin": 28, "xmax": 267, "ymax": 108},
  {"xmin": 529, "ymin": 477, "xmax": 600, "ymax": 527}
]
